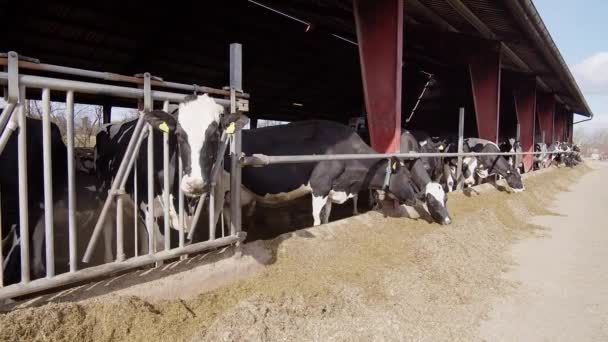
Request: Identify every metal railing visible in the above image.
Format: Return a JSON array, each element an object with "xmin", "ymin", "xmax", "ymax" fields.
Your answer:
[{"xmin": 0, "ymin": 45, "xmax": 248, "ymax": 301}]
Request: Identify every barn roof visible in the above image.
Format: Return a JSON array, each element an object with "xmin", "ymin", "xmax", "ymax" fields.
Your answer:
[{"xmin": 0, "ymin": 0, "xmax": 592, "ymax": 120}]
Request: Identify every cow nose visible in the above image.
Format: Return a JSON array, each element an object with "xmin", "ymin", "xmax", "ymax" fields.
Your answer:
[
  {"xmin": 443, "ymin": 217, "xmax": 452, "ymax": 225},
  {"xmin": 181, "ymin": 175, "xmax": 205, "ymax": 196}
]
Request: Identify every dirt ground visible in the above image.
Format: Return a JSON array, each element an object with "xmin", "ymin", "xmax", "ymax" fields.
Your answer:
[
  {"xmin": 0, "ymin": 163, "xmax": 595, "ymax": 342},
  {"xmin": 479, "ymin": 161, "xmax": 608, "ymax": 341}
]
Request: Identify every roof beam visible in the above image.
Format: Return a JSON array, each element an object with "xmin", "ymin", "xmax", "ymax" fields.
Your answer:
[{"xmin": 408, "ymin": 0, "xmax": 457, "ymax": 32}]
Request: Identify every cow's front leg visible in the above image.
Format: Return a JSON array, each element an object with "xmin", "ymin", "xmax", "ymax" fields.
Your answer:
[
  {"xmin": 311, "ymin": 194, "xmax": 328, "ymax": 226},
  {"xmin": 352, "ymin": 195, "xmax": 359, "ymax": 215}
]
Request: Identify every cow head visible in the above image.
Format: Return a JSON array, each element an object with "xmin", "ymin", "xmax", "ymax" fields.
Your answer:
[
  {"xmin": 386, "ymin": 158, "xmax": 418, "ymax": 206},
  {"xmin": 424, "ymin": 182, "xmax": 451, "ymax": 225},
  {"xmin": 142, "ymin": 94, "xmax": 227, "ymax": 198}
]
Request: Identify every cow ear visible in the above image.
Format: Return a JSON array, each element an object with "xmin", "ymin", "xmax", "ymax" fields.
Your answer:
[{"xmin": 143, "ymin": 110, "xmax": 177, "ymax": 133}]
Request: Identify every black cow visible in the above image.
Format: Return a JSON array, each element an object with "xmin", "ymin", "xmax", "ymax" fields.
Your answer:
[
  {"xmin": 141, "ymin": 94, "xmax": 418, "ymax": 227},
  {"xmin": 94, "ymin": 112, "xmax": 187, "ymax": 256},
  {"xmin": 1, "ymin": 117, "xmax": 68, "ymax": 286}
]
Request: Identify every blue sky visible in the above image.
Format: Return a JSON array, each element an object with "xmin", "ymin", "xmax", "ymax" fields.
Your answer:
[{"xmin": 534, "ymin": 0, "xmax": 608, "ymax": 130}]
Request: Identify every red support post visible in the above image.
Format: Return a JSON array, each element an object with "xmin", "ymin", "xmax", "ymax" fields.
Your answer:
[
  {"xmin": 353, "ymin": 0, "xmax": 404, "ymax": 152},
  {"xmin": 513, "ymin": 78, "xmax": 536, "ymax": 172},
  {"xmin": 568, "ymin": 113, "xmax": 573, "ymax": 143},
  {"xmin": 469, "ymin": 43, "xmax": 501, "ymax": 143},
  {"xmin": 554, "ymin": 106, "xmax": 564, "ymax": 142},
  {"xmin": 536, "ymin": 93, "xmax": 555, "ymax": 144}
]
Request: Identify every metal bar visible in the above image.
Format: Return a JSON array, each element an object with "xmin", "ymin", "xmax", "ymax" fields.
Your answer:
[
  {"xmin": 163, "ymin": 101, "xmax": 171, "ymax": 251},
  {"xmin": 0, "ymin": 234, "xmax": 243, "ymax": 301},
  {"xmin": 0, "ymin": 72, "xmax": 235, "ymax": 107},
  {"xmin": 456, "ymin": 108, "xmax": 465, "ymax": 190},
  {"xmin": 231, "ymin": 129, "xmax": 242, "ymax": 236},
  {"xmin": 17, "ymin": 85, "xmax": 30, "ymax": 283},
  {"xmin": 0, "ymin": 113, "xmax": 18, "ymax": 155},
  {"xmin": 187, "ymin": 193, "xmax": 206, "ymax": 241},
  {"xmin": 116, "ymin": 195, "xmax": 125, "ymax": 262},
  {"xmin": 178, "ymin": 147, "xmax": 185, "ymax": 249},
  {"xmin": 0, "ymin": 102, "xmax": 16, "ymax": 134},
  {"xmin": 0, "ymin": 183, "xmax": 3, "ymax": 287},
  {"xmin": 41, "ymin": 88, "xmax": 55, "ymax": 278},
  {"xmin": 133, "ymin": 161, "xmax": 139, "ymax": 257},
  {"xmin": 145, "ymin": 73, "xmax": 155, "ymax": 255},
  {"xmin": 0, "ymin": 57, "xmax": 250, "ymax": 99},
  {"xmin": 229, "ymin": 43, "xmax": 243, "ymax": 92},
  {"xmin": 66, "ymin": 90, "xmax": 77, "ymax": 272},
  {"xmin": 82, "ymin": 114, "xmax": 147, "ymax": 263},
  {"xmin": 243, "ymin": 151, "xmax": 558, "ymax": 167},
  {"xmin": 6, "ymin": 52, "xmax": 18, "ymax": 102},
  {"xmin": 209, "ymin": 185, "xmax": 215, "ymax": 241}
]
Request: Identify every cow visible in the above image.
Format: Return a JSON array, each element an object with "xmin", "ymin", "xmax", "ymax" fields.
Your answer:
[
  {"xmin": 534, "ymin": 142, "xmax": 549, "ymax": 170},
  {"xmin": 499, "ymin": 138, "xmax": 523, "ymax": 173},
  {"xmin": 456, "ymin": 138, "xmax": 525, "ymax": 192},
  {"xmin": 141, "ymin": 94, "xmax": 418, "ymax": 228},
  {"xmin": 94, "ymin": 111, "xmax": 188, "ymax": 256},
  {"xmin": 409, "ymin": 130, "xmax": 455, "ymax": 192},
  {"xmin": 1, "ymin": 116, "xmax": 68, "ymax": 286}
]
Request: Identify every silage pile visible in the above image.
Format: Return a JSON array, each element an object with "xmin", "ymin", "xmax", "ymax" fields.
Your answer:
[{"xmin": 0, "ymin": 164, "xmax": 591, "ymax": 342}]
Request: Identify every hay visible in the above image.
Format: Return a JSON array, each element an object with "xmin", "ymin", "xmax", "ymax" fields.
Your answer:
[{"xmin": 0, "ymin": 164, "xmax": 592, "ymax": 342}]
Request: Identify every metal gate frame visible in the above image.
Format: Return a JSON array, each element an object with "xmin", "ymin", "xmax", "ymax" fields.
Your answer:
[{"xmin": 0, "ymin": 44, "xmax": 249, "ymax": 301}]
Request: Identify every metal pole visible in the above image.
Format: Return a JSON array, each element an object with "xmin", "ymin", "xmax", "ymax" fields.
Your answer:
[
  {"xmin": 82, "ymin": 114, "xmax": 147, "ymax": 263},
  {"xmin": 41, "ymin": 88, "xmax": 55, "ymax": 278},
  {"xmin": 116, "ymin": 195, "xmax": 125, "ymax": 261},
  {"xmin": 133, "ymin": 161, "xmax": 139, "ymax": 257},
  {"xmin": 0, "ymin": 234, "xmax": 243, "ymax": 301},
  {"xmin": 456, "ymin": 108, "xmax": 465, "ymax": 190},
  {"xmin": 516, "ymin": 123, "xmax": 522, "ymax": 170},
  {"xmin": 178, "ymin": 147, "xmax": 185, "ymax": 249},
  {"xmin": 0, "ymin": 183, "xmax": 3, "ymax": 287},
  {"xmin": 17, "ymin": 85, "xmax": 30, "ymax": 283},
  {"xmin": 162, "ymin": 100, "xmax": 170, "ymax": 250},
  {"xmin": 542, "ymin": 130, "xmax": 546, "ymax": 145},
  {"xmin": 209, "ymin": 185, "xmax": 215, "ymax": 241},
  {"xmin": 0, "ymin": 108, "xmax": 18, "ymax": 155},
  {"xmin": 66, "ymin": 90, "xmax": 77, "ymax": 272},
  {"xmin": 229, "ymin": 43, "xmax": 243, "ymax": 237},
  {"xmin": 0, "ymin": 52, "xmax": 19, "ymax": 155},
  {"xmin": 0, "ymin": 72, "xmax": 235, "ymax": 107},
  {"xmin": 145, "ymin": 73, "xmax": 155, "ymax": 255},
  {"xmin": 0, "ymin": 102, "xmax": 16, "ymax": 134}
]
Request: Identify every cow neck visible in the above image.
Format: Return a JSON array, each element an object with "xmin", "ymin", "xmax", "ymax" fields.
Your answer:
[{"xmin": 360, "ymin": 158, "xmax": 392, "ymax": 191}]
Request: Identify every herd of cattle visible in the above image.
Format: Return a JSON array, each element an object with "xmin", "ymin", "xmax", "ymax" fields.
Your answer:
[{"xmin": 0, "ymin": 94, "xmax": 582, "ymax": 287}]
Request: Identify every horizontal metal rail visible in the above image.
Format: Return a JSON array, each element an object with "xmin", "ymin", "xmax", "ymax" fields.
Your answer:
[
  {"xmin": 242, "ymin": 151, "xmax": 575, "ymax": 166},
  {"xmin": 0, "ymin": 234, "xmax": 244, "ymax": 301},
  {"xmin": 0, "ymin": 72, "xmax": 236, "ymax": 107},
  {"xmin": 0, "ymin": 56, "xmax": 249, "ymax": 99}
]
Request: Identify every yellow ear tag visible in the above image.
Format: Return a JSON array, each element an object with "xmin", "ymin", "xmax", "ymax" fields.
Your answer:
[
  {"xmin": 392, "ymin": 162, "xmax": 397, "ymax": 170},
  {"xmin": 226, "ymin": 122, "xmax": 236, "ymax": 134},
  {"xmin": 158, "ymin": 122, "xmax": 169, "ymax": 133}
]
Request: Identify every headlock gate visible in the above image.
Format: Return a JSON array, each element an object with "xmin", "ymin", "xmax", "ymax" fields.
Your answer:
[{"xmin": 0, "ymin": 43, "xmax": 577, "ymax": 302}]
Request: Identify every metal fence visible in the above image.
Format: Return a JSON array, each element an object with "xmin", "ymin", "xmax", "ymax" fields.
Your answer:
[
  {"xmin": 0, "ymin": 45, "xmax": 248, "ymax": 301},
  {"xmin": 0, "ymin": 45, "xmax": 576, "ymax": 303}
]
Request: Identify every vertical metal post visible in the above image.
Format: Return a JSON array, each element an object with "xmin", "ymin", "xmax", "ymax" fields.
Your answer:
[
  {"xmin": 516, "ymin": 123, "xmax": 522, "ymax": 171},
  {"xmin": 66, "ymin": 90, "xmax": 77, "ymax": 272},
  {"xmin": 229, "ymin": 43, "xmax": 243, "ymax": 236},
  {"xmin": 162, "ymin": 100, "xmax": 171, "ymax": 251},
  {"xmin": 542, "ymin": 130, "xmax": 546, "ymax": 146},
  {"xmin": 144, "ymin": 73, "xmax": 155, "ymax": 255},
  {"xmin": 116, "ymin": 195, "xmax": 125, "ymax": 261},
  {"xmin": 17, "ymin": 85, "xmax": 30, "ymax": 283},
  {"xmin": 178, "ymin": 145, "xmax": 185, "ymax": 250},
  {"xmin": 133, "ymin": 162, "xmax": 139, "ymax": 257},
  {"xmin": 0, "ymin": 183, "xmax": 3, "ymax": 287},
  {"xmin": 41, "ymin": 88, "xmax": 55, "ymax": 278},
  {"xmin": 209, "ymin": 184, "xmax": 216, "ymax": 241},
  {"xmin": 456, "ymin": 108, "xmax": 465, "ymax": 190}
]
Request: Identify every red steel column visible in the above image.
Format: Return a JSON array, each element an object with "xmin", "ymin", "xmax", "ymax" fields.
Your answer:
[
  {"xmin": 353, "ymin": 0, "xmax": 403, "ymax": 152},
  {"xmin": 554, "ymin": 106, "xmax": 564, "ymax": 142},
  {"xmin": 513, "ymin": 78, "xmax": 536, "ymax": 172},
  {"xmin": 568, "ymin": 113, "xmax": 573, "ymax": 143},
  {"xmin": 469, "ymin": 44, "xmax": 501, "ymax": 143},
  {"xmin": 536, "ymin": 93, "xmax": 555, "ymax": 144}
]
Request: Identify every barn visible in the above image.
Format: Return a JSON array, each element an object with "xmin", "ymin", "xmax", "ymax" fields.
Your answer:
[{"xmin": 0, "ymin": 0, "xmax": 592, "ymax": 301}]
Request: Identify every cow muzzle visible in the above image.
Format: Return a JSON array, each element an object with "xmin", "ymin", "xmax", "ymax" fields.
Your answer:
[{"xmin": 181, "ymin": 175, "xmax": 206, "ymax": 197}]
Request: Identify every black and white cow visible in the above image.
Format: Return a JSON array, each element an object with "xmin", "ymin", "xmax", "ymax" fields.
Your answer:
[
  {"xmin": 141, "ymin": 94, "xmax": 418, "ymax": 227},
  {"xmin": 1, "ymin": 117, "xmax": 68, "ymax": 286},
  {"xmin": 399, "ymin": 130, "xmax": 452, "ymax": 225},
  {"xmin": 456, "ymin": 138, "xmax": 525, "ymax": 192},
  {"xmin": 94, "ymin": 112, "xmax": 186, "ymax": 255},
  {"xmin": 499, "ymin": 138, "xmax": 523, "ymax": 173},
  {"xmin": 534, "ymin": 142, "xmax": 549, "ymax": 170}
]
